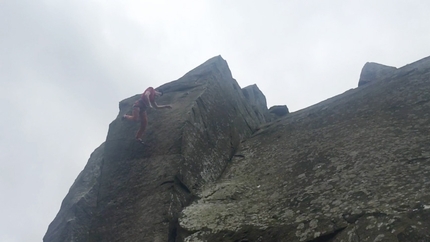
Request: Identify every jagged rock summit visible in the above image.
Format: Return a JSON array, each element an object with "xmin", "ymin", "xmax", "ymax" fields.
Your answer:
[{"xmin": 45, "ymin": 55, "xmax": 430, "ymax": 242}]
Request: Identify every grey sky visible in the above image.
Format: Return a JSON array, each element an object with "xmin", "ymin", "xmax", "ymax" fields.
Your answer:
[{"xmin": 1, "ymin": 0, "xmax": 430, "ymax": 241}]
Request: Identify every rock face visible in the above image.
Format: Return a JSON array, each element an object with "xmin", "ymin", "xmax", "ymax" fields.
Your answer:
[
  {"xmin": 45, "ymin": 55, "xmax": 430, "ymax": 242},
  {"xmin": 44, "ymin": 56, "xmax": 269, "ymax": 242},
  {"xmin": 179, "ymin": 56, "xmax": 430, "ymax": 241},
  {"xmin": 43, "ymin": 144, "xmax": 104, "ymax": 242}
]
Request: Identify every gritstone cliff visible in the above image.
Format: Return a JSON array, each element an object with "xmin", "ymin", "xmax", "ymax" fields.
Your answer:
[{"xmin": 45, "ymin": 55, "xmax": 430, "ymax": 242}]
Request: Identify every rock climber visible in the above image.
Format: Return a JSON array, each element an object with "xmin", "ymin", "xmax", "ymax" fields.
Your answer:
[{"xmin": 122, "ymin": 87, "xmax": 172, "ymax": 143}]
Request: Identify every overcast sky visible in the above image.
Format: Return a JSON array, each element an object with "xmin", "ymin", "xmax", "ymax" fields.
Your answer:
[{"xmin": 1, "ymin": 0, "xmax": 430, "ymax": 241}]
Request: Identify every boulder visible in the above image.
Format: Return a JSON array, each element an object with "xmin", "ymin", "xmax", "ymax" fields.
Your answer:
[
  {"xmin": 358, "ymin": 56, "xmax": 430, "ymax": 87},
  {"xmin": 358, "ymin": 62, "xmax": 397, "ymax": 86},
  {"xmin": 269, "ymin": 105, "xmax": 289, "ymax": 118}
]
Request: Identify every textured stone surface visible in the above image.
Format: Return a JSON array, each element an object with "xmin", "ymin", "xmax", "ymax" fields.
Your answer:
[
  {"xmin": 179, "ymin": 56, "xmax": 430, "ymax": 242},
  {"xmin": 44, "ymin": 56, "xmax": 268, "ymax": 242}
]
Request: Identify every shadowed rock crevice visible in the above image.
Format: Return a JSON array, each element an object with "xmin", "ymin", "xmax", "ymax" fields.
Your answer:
[
  {"xmin": 307, "ymin": 227, "xmax": 345, "ymax": 242},
  {"xmin": 168, "ymin": 220, "xmax": 178, "ymax": 242},
  {"xmin": 166, "ymin": 175, "xmax": 193, "ymax": 195}
]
